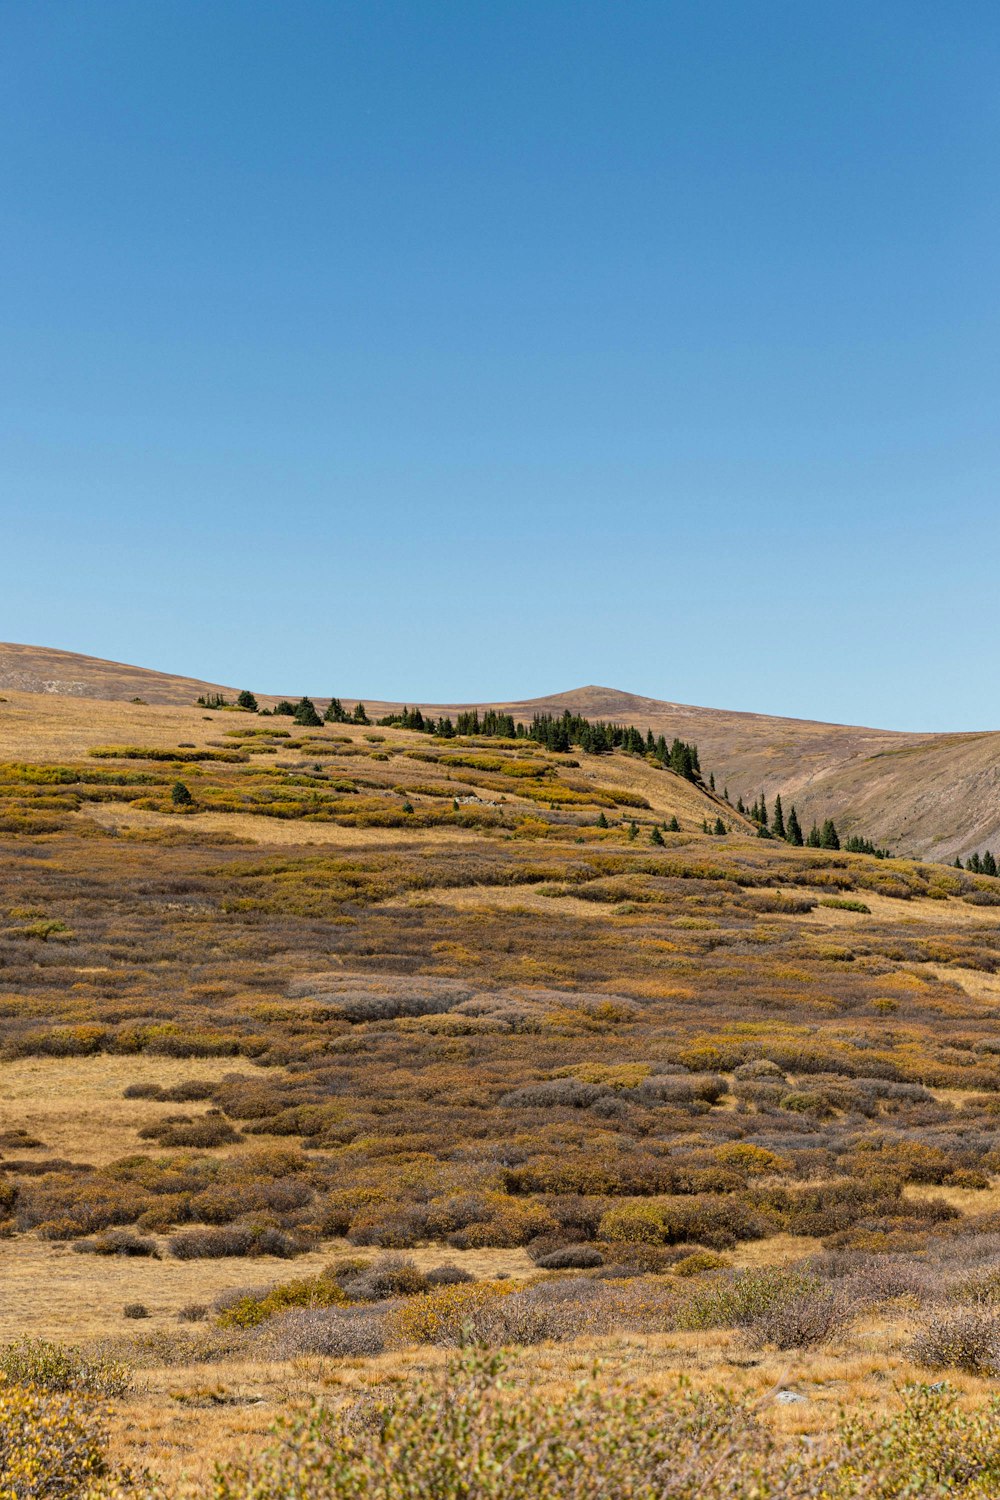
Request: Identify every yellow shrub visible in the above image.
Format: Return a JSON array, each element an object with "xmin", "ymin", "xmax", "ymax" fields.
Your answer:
[
  {"xmin": 0, "ymin": 1381, "xmax": 108, "ymax": 1497},
  {"xmin": 388, "ymin": 1281, "xmax": 515, "ymax": 1346}
]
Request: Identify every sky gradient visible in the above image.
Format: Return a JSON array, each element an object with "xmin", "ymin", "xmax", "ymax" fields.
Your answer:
[{"xmin": 2, "ymin": 2, "xmax": 999, "ymax": 729}]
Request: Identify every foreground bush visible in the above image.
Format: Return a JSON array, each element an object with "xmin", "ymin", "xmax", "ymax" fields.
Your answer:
[
  {"xmin": 0, "ymin": 1338, "xmax": 131, "ymax": 1398},
  {"xmin": 0, "ymin": 1381, "xmax": 108, "ymax": 1498},
  {"xmin": 204, "ymin": 1359, "xmax": 1000, "ymax": 1500}
]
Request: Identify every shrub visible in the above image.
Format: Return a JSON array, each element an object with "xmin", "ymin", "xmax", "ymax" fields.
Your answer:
[
  {"xmin": 599, "ymin": 1194, "xmax": 770, "ymax": 1249},
  {"xmin": 743, "ymin": 1284, "xmax": 850, "ymax": 1349},
  {"xmin": 0, "ymin": 1382, "xmax": 109, "ymax": 1498},
  {"xmin": 72, "ymin": 1228, "xmax": 160, "ymax": 1258},
  {"xmin": 209, "ymin": 1350, "xmax": 786, "ymax": 1499},
  {"xmin": 910, "ymin": 1309, "xmax": 1000, "ymax": 1375},
  {"xmin": 534, "ymin": 1244, "xmax": 604, "ymax": 1270},
  {"xmin": 266, "ymin": 1306, "xmax": 386, "ymax": 1359},
  {"xmin": 177, "ymin": 1303, "xmax": 208, "ymax": 1322},
  {"xmin": 0, "ymin": 1339, "xmax": 132, "ymax": 1397},
  {"xmin": 123, "ymin": 1303, "xmax": 150, "ymax": 1320},
  {"xmin": 675, "ymin": 1268, "xmax": 824, "ymax": 1333},
  {"xmin": 169, "ymin": 1225, "xmax": 307, "ymax": 1260}
]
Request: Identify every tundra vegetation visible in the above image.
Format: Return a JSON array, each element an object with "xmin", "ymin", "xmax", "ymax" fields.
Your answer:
[{"xmin": 4, "ymin": 689, "xmax": 1000, "ymax": 1493}]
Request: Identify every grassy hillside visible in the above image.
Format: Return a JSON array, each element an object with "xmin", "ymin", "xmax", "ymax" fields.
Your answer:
[
  {"xmin": 5, "ymin": 690, "xmax": 1000, "ymax": 1490},
  {"xmin": 4, "ymin": 642, "xmax": 1000, "ymax": 860}
]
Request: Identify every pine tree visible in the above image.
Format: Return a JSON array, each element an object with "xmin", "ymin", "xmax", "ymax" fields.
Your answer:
[
  {"xmin": 771, "ymin": 794, "xmax": 785, "ymax": 840},
  {"xmin": 723, "ymin": 787, "xmax": 729, "ymax": 803},
  {"xmin": 171, "ymin": 781, "xmax": 193, "ymax": 807},
  {"xmin": 352, "ymin": 702, "xmax": 369, "ymax": 725},
  {"xmin": 985, "ymin": 850, "xmax": 998, "ymax": 878},
  {"xmin": 759, "ymin": 793, "xmax": 768, "ymax": 828},
  {"xmin": 786, "ymin": 806, "xmax": 804, "ymax": 846},
  {"xmin": 293, "ymin": 697, "xmax": 322, "ymax": 727},
  {"xmin": 807, "ymin": 823, "xmax": 822, "ymax": 847},
  {"xmin": 954, "ymin": 856, "xmax": 963, "ymax": 869},
  {"xmin": 324, "ymin": 697, "xmax": 349, "ymax": 723},
  {"xmin": 820, "ymin": 818, "xmax": 840, "ymax": 850},
  {"xmin": 736, "ymin": 796, "xmax": 745, "ymax": 814},
  {"xmin": 651, "ymin": 825, "xmax": 665, "ymax": 846},
  {"xmin": 709, "ymin": 772, "xmax": 715, "ymax": 792},
  {"xmin": 274, "ymin": 700, "xmax": 295, "ymax": 717},
  {"xmin": 713, "ymin": 816, "xmax": 726, "ymax": 836},
  {"xmin": 628, "ymin": 821, "xmax": 638, "ymax": 841},
  {"xmin": 668, "ymin": 815, "xmax": 680, "ymax": 832},
  {"xmin": 596, "ymin": 811, "xmax": 608, "ymax": 828},
  {"xmin": 236, "ymin": 690, "xmax": 258, "ymax": 712},
  {"xmin": 969, "ymin": 852, "xmax": 983, "ymax": 874}
]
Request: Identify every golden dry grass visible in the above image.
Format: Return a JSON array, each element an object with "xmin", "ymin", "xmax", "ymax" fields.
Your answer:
[{"xmin": 0, "ymin": 1055, "xmax": 256, "ymax": 1166}]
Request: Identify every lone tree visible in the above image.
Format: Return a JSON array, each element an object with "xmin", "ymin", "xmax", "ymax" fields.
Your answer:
[
  {"xmin": 786, "ymin": 805, "xmax": 804, "ymax": 846},
  {"xmin": 293, "ymin": 697, "xmax": 323, "ymax": 727},
  {"xmin": 650, "ymin": 825, "xmax": 665, "ymax": 846},
  {"xmin": 713, "ymin": 816, "xmax": 726, "ymax": 836},
  {"xmin": 668, "ymin": 815, "xmax": 680, "ymax": 832},
  {"xmin": 236, "ymin": 690, "xmax": 258, "ymax": 712},
  {"xmin": 171, "ymin": 781, "xmax": 193, "ymax": 807},
  {"xmin": 324, "ymin": 697, "xmax": 349, "ymax": 723}
]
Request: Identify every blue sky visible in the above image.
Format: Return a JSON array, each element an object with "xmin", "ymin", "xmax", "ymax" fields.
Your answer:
[{"xmin": 2, "ymin": 2, "xmax": 998, "ymax": 729}]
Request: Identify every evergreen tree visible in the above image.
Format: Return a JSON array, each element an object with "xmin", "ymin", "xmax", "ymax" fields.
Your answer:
[
  {"xmin": 437, "ymin": 717, "xmax": 455, "ymax": 738},
  {"xmin": 274, "ymin": 700, "xmax": 295, "ymax": 717},
  {"xmin": 352, "ymin": 702, "xmax": 369, "ymax": 725},
  {"xmin": 668, "ymin": 815, "xmax": 680, "ymax": 832},
  {"xmin": 786, "ymin": 805, "xmax": 804, "ymax": 846},
  {"xmin": 171, "ymin": 781, "xmax": 193, "ymax": 807},
  {"xmin": 596, "ymin": 811, "xmax": 608, "ymax": 828},
  {"xmin": 969, "ymin": 852, "xmax": 983, "ymax": 874},
  {"xmin": 736, "ymin": 796, "xmax": 745, "ymax": 814},
  {"xmin": 820, "ymin": 818, "xmax": 840, "ymax": 850},
  {"xmin": 236, "ymin": 690, "xmax": 258, "ymax": 712},
  {"xmin": 723, "ymin": 787, "xmax": 729, "ymax": 804},
  {"xmin": 955, "ymin": 856, "xmax": 963, "ymax": 869},
  {"xmin": 807, "ymin": 823, "xmax": 822, "ymax": 847},
  {"xmin": 984, "ymin": 850, "xmax": 998, "ymax": 878},
  {"xmin": 771, "ymin": 794, "xmax": 785, "ymax": 840},
  {"xmin": 402, "ymin": 800, "xmax": 414, "ymax": 814},
  {"xmin": 628, "ymin": 821, "xmax": 638, "ymax": 841},
  {"xmin": 759, "ymin": 793, "xmax": 768, "ymax": 829},
  {"xmin": 452, "ymin": 798, "xmax": 460, "ymax": 811},
  {"xmin": 651, "ymin": 825, "xmax": 665, "ymax": 846},
  {"xmin": 709, "ymin": 772, "xmax": 715, "ymax": 791},
  {"xmin": 324, "ymin": 697, "xmax": 349, "ymax": 723},
  {"xmin": 713, "ymin": 816, "xmax": 726, "ymax": 836},
  {"xmin": 293, "ymin": 697, "xmax": 322, "ymax": 727}
]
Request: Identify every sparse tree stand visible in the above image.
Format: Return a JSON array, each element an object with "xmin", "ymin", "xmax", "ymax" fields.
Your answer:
[
  {"xmin": 293, "ymin": 697, "xmax": 323, "ymax": 727},
  {"xmin": 171, "ymin": 781, "xmax": 193, "ymax": 808},
  {"xmin": 324, "ymin": 697, "xmax": 349, "ymax": 723},
  {"xmin": 236, "ymin": 690, "xmax": 258, "ymax": 712},
  {"xmin": 352, "ymin": 702, "xmax": 370, "ymax": 725}
]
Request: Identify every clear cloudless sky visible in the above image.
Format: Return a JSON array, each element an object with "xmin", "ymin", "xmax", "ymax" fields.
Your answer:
[{"xmin": 2, "ymin": 2, "xmax": 999, "ymax": 729}]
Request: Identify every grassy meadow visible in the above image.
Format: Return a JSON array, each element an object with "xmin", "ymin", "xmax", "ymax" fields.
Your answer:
[{"xmin": 5, "ymin": 689, "xmax": 1000, "ymax": 1492}]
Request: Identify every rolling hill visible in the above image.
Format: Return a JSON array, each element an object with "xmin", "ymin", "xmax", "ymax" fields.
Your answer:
[{"xmin": 1, "ymin": 640, "xmax": 997, "ymax": 862}]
